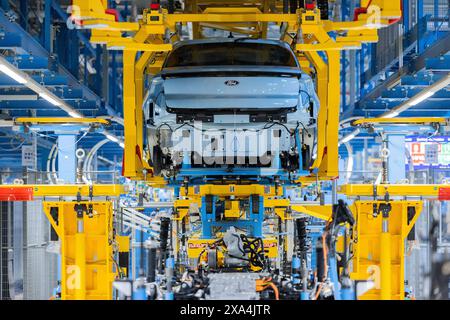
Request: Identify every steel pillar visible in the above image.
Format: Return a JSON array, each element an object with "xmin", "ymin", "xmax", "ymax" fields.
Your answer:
[
  {"xmin": 43, "ymin": 0, "xmax": 52, "ymax": 52},
  {"xmin": 57, "ymin": 135, "xmax": 77, "ymax": 183},
  {"xmin": 387, "ymin": 135, "xmax": 406, "ymax": 183}
]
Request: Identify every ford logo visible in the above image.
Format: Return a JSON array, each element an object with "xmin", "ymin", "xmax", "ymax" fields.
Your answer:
[{"xmin": 224, "ymin": 80, "xmax": 239, "ymax": 86}]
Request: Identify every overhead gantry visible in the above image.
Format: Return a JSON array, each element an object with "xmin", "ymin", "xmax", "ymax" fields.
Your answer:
[
  {"xmin": 57, "ymin": 0, "xmax": 410, "ymax": 300},
  {"xmin": 70, "ymin": 0, "xmax": 402, "ymax": 183}
]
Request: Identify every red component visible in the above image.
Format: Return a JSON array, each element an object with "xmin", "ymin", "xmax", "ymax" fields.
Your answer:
[
  {"xmin": 136, "ymin": 145, "xmax": 142, "ymax": 161},
  {"xmin": 0, "ymin": 187, "xmax": 33, "ymax": 201},
  {"xmin": 150, "ymin": 3, "xmax": 160, "ymax": 10},
  {"xmin": 438, "ymin": 187, "xmax": 450, "ymax": 201},
  {"xmin": 353, "ymin": 0, "xmax": 372, "ymax": 21},
  {"xmin": 353, "ymin": 7, "xmax": 368, "ymax": 21},
  {"xmin": 120, "ymin": 146, "xmax": 145, "ymax": 178},
  {"xmin": 322, "ymin": 146, "xmax": 328, "ymax": 157},
  {"xmin": 305, "ymin": 1, "xmax": 316, "ymax": 10},
  {"xmin": 105, "ymin": 9, "xmax": 120, "ymax": 22},
  {"xmin": 389, "ymin": 18, "xmax": 401, "ymax": 24},
  {"xmin": 121, "ymin": 151, "xmax": 125, "ymax": 177}
]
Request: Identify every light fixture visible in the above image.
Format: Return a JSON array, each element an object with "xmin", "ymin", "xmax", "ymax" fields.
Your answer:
[
  {"xmin": 39, "ymin": 92, "xmax": 62, "ymax": 106},
  {"xmin": 339, "ymin": 75, "xmax": 450, "ymax": 145},
  {"xmin": 340, "ymin": 128, "xmax": 360, "ymax": 144},
  {"xmin": 0, "ymin": 64, "xmax": 27, "ymax": 84},
  {"xmin": 407, "ymin": 91, "xmax": 435, "ymax": 106},
  {"xmin": 383, "ymin": 110, "xmax": 399, "ymax": 119},
  {"xmin": 105, "ymin": 133, "xmax": 119, "ymax": 143},
  {"xmin": 119, "ymin": 142, "xmax": 125, "ymax": 148},
  {"xmin": 68, "ymin": 110, "xmax": 82, "ymax": 118}
]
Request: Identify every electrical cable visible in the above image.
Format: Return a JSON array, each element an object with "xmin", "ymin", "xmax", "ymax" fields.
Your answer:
[{"xmin": 0, "ymin": 137, "xmax": 26, "ymax": 151}]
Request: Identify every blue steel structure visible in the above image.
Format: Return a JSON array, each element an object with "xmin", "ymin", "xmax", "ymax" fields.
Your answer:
[
  {"xmin": 0, "ymin": 0, "xmax": 124, "ymax": 177},
  {"xmin": 198, "ymin": 195, "xmax": 264, "ymax": 239},
  {"xmin": 339, "ymin": 0, "xmax": 449, "ymax": 158}
]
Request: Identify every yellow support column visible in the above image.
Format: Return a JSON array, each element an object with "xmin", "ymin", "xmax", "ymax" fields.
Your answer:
[
  {"xmin": 43, "ymin": 201, "xmax": 115, "ymax": 300},
  {"xmin": 74, "ymin": 232, "xmax": 86, "ymax": 300},
  {"xmin": 74, "ymin": 207, "xmax": 86, "ymax": 300},
  {"xmin": 123, "ymin": 51, "xmax": 142, "ymax": 179},
  {"xmin": 349, "ymin": 200, "xmax": 422, "ymax": 300},
  {"xmin": 380, "ymin": 227, "xmax": 392, "ymax": 300}
]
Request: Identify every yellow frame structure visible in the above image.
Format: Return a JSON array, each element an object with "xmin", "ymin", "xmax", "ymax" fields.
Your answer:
[
  {"xmin": 349, "ymin": 200, "xmax": 422, "ymax": 300},
  {"xmin": 71, "ymin": 0, "xmax": 400, "ymax": 183},
  {"xmin": 339, "ymin": 184, "xmax": 450, "ymax": 299},
  {"xmin": 43, "ymin": 201, "xmax": 115, "ymax": 300},
  {"xmin": 0, "ymin": 184, "xmax": 124, "ymax": 198}
]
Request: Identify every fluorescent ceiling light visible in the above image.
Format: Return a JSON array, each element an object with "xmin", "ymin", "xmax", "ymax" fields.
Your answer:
[
  {"xmin": 341, "ymin": 134, "xmax": 355, "ymax": 144},
  {"xmin": 119, "ymin": 142, "xmax": 124, "ymax": 148},
  {"xmin": 39, "ymin": 92, "xmax": 62, "ymax": 106},
  {"xmin": 0, "ymin": 64, "xmax": 27, "ymax": 84},
  {"xmin": 68, "ymin": 110, "xmax": 82, "ymax": 118},
  {"xmin": 106, "ymin": 134, "xmax": 119, "ymax": 143},
  {"xmin": 383, "ymin": 111, "xmax": 399, "ymax": 119},
  {"xmin": 340, "ymin": 128, "xmax": 361, "ymax": 144},
  {"xmin": 408, "ymin": 91, "xmax": 435, "ymax": 106}
]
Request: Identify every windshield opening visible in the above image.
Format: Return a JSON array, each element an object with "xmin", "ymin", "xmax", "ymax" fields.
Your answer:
[{"xmin": 164, "ymin": 42, "xmax": 298, "ymax": 68}]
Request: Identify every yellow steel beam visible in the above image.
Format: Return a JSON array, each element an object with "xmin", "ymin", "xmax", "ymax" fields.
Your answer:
[
  {"xmin": 324, "ymin": 20, "xmax": 392, "ymax": 31},
  {"xmin": 183, "ymin": 184, "xmax": 283, "ymax": 197},
  {"xmin": 90, "ymin": 30, "xmax": 130, "ymax": 44},
  {"xmin": 297, "ymin": 42, "xmax": 362, "ymax": 51},
  {"xmin": 199, "ymin": 23, "xmax": 262, "ymax": 36},
  {"xmin": 122, "ymin": 51, "xmax": 142, "ymax": 179},
  {"xmin": 319, "ymin": 50, "xmax": 340, "ymax": 178},
  {"xmin": 294, "ymin": 14, "xmax": 340, "ymax": 179},
  {"xmin": 166, "ymin": 13, "xmax": 299, "ymax": 24},
  {"xmin": 305, "ymin": 51, "xmax": 327, "ymax": 172},
  {"xmin": 291, "ymin": 204, "xmax": 333, "ymax": 221},
  {"xmin": 135, "ymin": 52, "xmax": 153, "ymax": 173},
  {"xmin": 0, "ymin": 184, "xmax": 124, "ymax": 197},
  {"xmin": 107, "ymin": 42, "xmax": 172, "ymax": 52},
  {"xmin": 80, "ymin": 19, "xmax": 140, "ymax": 32},
  {"xmin": 14, "ymin": 117, "xmax": 110, "ymax": 125},
  {"xmin": 352, "ymin": 117, "xmax": 448, "ymax": 126},
  {"xmin": 72, "ymin": 3, "xmax": 399, "ymax": 33},
  {"xmin": 296, "ymin": 175, "xmax": 336, "ymax": 185},
  {"xmin": 339, "ymin": 184, "xmax": 450, "ymax": 197}
]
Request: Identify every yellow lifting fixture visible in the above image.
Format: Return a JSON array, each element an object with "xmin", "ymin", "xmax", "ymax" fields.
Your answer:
[
  {"xmin": 0, "ymin": 184, "xmax": 124, "ymax": 198},
  {"xmin": 43, "ymin": 201, "xmax": 116, "ymax": 300},
  {"xmin": 70, "ymin": 0, "xmax": 401, "ymax": 182},
  {"xmin": 0, "ymin": 184, "xmax": 126, "ymax": 300},
  {"xmin": 56, "ymin": 0, "xmax": 411, "ymax": 300},
  {"xmin": 339, "ymin": 183, "xmax": 450, "ymax": 299}
]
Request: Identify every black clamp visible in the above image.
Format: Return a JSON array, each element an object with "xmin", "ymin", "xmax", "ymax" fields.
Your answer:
[
  {"xmin": 74, "ymin": 191, "xmax": 94, "ymax": 219},
  {"xmin": 332, "ymin": 199, "xmax": 355, "ymax": 226},
  {"xmin": 373, "ymin": 192, "xmax": 392, "ymax": 218}
]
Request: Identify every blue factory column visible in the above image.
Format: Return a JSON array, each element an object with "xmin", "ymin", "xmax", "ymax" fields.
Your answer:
[
  {"xmin": 57, "ymin": 134, "xmax": 77, "ymax": 183},
  {"xmin": 387, "ymin": 134, "xmax": 406, "ymax": 183}
]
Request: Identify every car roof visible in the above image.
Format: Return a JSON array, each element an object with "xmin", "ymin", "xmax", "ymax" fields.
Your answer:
[{"xmin": 171, "ymin": 38, "xmax": 295, "ymax": 52}]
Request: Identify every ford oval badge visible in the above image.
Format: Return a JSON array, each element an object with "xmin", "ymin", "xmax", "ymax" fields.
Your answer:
[{"xmin": 224, "ymin": 80, "xmax": 239, "ymax": 86}]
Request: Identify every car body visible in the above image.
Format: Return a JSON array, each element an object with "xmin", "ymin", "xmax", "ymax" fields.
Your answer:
[{"xmin": 143, "ymin": 39, "xmax": 319, "ymax": 181}]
